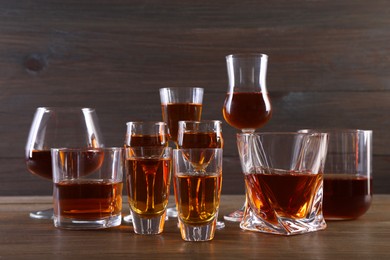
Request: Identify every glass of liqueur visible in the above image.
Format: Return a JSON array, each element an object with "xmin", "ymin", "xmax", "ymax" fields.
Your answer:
[
  {"xmin": 299, "ymin": 129, "xmax": 373, "ymax": 220},
  {"xmin": 222, "ymin": 54, "xmax": 272, "ymax": 222},
  {"xmin": 122, "ymin": 121, "xmax": 169, "ymax": 223},
  {"xmin": 25, "ymin": 107, "xmax": 104, "ymax": 219},
  {"xmin": 125, "ymin": 147, "xmax": 172, "ymax": 234},
  {"xmin": 173, "ymin": 148, "xmax": 223, "ymax": 241},
  {"xmin": 177, "ymin": 120, "xmax": 225, "ymax": 229},
  {"xmin": 160, "ymin": 87, "xmax": 204, "ymax": 218},
  {"xmin": 51, "ymin": 147, "xmax": 123, "ymax": 229},
  {"xmin": 237, "ymin": 132, "xmax": 328, "ymax": 235}
]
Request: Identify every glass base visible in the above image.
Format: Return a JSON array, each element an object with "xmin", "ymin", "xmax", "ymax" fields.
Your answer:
[
  {"xmin": 166, "ymin": 207, "xmax": 178, "ymax": 218},
  {"xmin": 54, "ymin": 214, "xmax": 122, "ymax": 230},
  {"xmin": 216, "ymin": 221, "xmax": 225, "ymax": 229},
  {"xmin": 179, "ymin": 218, "xmax": 216, "ymax": 242},
  {"xmin": 29, "ymin": 208, "xmax": 54, "ymax": 220},
  {"xmin": 240, "ymin": 208, "xmax": 327, "ymax": 236},
  {"xmin": 123, "ymin": 214, "xmax": 133, "ymax": 223},
  {"xmin": 223, "ymin": 208, "xmax": 244, "ymax": 222},
  {"xmin": 132, "ymin": 212, "xmax": 166, "ymax": 235}
]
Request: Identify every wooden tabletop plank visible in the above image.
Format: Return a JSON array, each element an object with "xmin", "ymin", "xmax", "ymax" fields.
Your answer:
[{"xmin": 0, "ymin": 195, "xmax": 389, "ymax": 259}]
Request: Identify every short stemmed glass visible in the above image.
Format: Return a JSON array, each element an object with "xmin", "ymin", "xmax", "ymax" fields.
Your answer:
[
  {"xmin": 25, "ymin": 107, "xmax": 104, "ymax": 219},
  {"xmin": 123, "ymin": 121, "xmax": 169, "ymax": 223},
  {"xmin": 177, "ymin": 120, "xmax": 225, "ymax": 229},
  {"xmin": 160, "ymin": 87, "xmax": 204, "ymax": 218},
  {"xmin": 222, "ymin": 53, "xmax": 272, "ymax": 222}
]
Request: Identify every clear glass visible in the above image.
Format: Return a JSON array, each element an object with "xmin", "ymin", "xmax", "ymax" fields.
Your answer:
[
  {"xmin": 237, "ymin": 132, "xmax": 328, "ymax": 235},
  {"xmin": 123, "ymin": 121, "xmax": 169, "ymax": 223},
  {"xmin": 177, "ymin": 120, "xmax": 223, "ymax": 149},
  {"xmin": 125, "ymin": 121, "xmax": 169, "ymax": 148},
  {"xmin": 173, "ymin": 148, "xmax": 223, "ymax": 241},
  {"xmin": 25, "ymin": 107, "xmax": 104, "ymax": 219},
  {"xmin": 222, "ymin": 53, "xmax": 272, "ymax": 222},
  {"xmin": 159, "ymin": 87, "xmax": 204, "ymax": 143},
  {"xmin": 160, "ymin": 87, "xmax": 204, "ymax": 218},
  {"xmin": 51, "ymin": 147, "xmax": 123, "ymax": 229},
  {"xmin": 125, "ymin": 147, "xmax": 172, "ymax": 235},
  {"xmin": 177, "ymin": 120, "xmax": 225, "ymax": 229},
  {"xmin": 299, "ymin": 129, "xmax": 373, "ymax": 220}
]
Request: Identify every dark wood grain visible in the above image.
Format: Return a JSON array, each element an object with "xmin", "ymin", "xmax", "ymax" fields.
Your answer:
[
  {"xmin": 0, "ymin": 195, "xmax": 389, "ymax": 259},
  {"xmin": 0, "ymin": 0, "xmax": 389, "ymax": 195}
]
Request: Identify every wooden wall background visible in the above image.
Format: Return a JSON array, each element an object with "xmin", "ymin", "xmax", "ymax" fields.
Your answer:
[{"xmin": 0, "ymin": 0, "xmax": 389, "ymax": 195}]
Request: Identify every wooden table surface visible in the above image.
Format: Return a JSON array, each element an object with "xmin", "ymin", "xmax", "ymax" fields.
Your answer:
[{"xmin": 1, "ymin": 195, "xmax": 389, "ymax": 259}]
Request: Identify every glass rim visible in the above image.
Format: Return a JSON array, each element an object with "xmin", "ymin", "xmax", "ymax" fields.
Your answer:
[
  {"xmin": 298, "ymin": 128, "xmax": 372, "ymax": 134},
  {"xmin": 226, "ymin": 53, "xmax": 268, "ymax": 60},
  {"xmin": 178, "ymin": 120, "xmax": 222, "ymax": 124},
  {"xmin": 125, "ymin": 146, "xmax": 172, "ymax": 151},
  {"xmin": 174, "ymin": 148, "xmax": 223, "ymax": 152},
  {"xmin": 159, "ymin": 87, "xmax": 204, "ymax": 92},
  {"xmin": 51, "ymin": 147, "xmax": 123, "ymax": 152},
  {"xmin": 126, "ymin": 121, "xmax": 167, "ymax": 126},
  {"xmin": 237, "ymin": 132, "xmax": 328, "ymax": 138},
  {"xmin": 36, "ymin": 107, "xmax": 96, "ymax": 112}
]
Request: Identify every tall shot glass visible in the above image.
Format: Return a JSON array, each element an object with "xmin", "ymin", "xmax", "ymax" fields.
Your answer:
[
  {"xmin": 237, "ymin": 132, "xmax": 328, "ymax": 235},
  {"xmin": 125, "ymin": 147, "xmax": 172, "ymax": 235},
  {"xmin": 51, "ymin": 147, "xmax": 124, "ymax": 230},
  {"xmin": 173, "ymin": 148, "xmax": 223, "ymax": 241}
]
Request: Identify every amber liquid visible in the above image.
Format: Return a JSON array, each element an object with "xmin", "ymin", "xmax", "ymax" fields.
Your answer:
[
  {"xmin": 161, "ymin": 103, "xmax": 202, "ymax": 142},
  {"xmin": 323, "ymin": 174, "xmax": 372, "ymax": 219},
  {"xmin": 223, "ymin": 92, "xmax": 271, "ymax": 130},
  {"xmin": 178, "ymin": 132, "xmax": 223, "ymax": 149},
  {"xmin": 125, "ymin": 134, "xmax": 168, "ymax": 147},
  {"xmin": 26, "ymin": 150, "xmax": 52, "ymax": 180},
  {"xmin": 245, "ymin": 170, "xmax": 322, "ymax": 225},
  {"xmin": 126, "ymin": 157, "xmax": 171, "ymax": 217},
  {"xmin": 174, "ymin": 174, "xmax": 222, "ymax": 225},
  {"xmin": 177, "ymin": 132, "xmax": 223, "ymax": 171},
  {"xmin": 53, "ymin": 180, "xmax": 123, "ymax": 219},
  {"xmin": 26, "ymin": 150, "xmax": 104, "ymax": 180}
]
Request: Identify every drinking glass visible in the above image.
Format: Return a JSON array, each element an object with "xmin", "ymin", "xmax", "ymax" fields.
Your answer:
[
  {"xmin": 299, "ymin": 129, "xmax": 373, "ymax": 220},
  {"xmin": 160, "ymin": 87, "xmax": 204, "ymax": 217},
  {"xmin": 125, "ymin": 147, "xmax": 172, "ymax": 235},
  {"xmin": 25, "ymin": 107, "xmax": 104, "ymax": 219},
  {"xmin": 159, "ymin": 87, "xmax": 204, "ymax": 144},
  {"xmin": 123, "ymin": 121, "xmax": 169, "ymax": 223},
  {"xmin": 222, "ymin": 53, "xmax": 272, "ymax": 222},
  {"xmin": 237, "ymin": 132, "xmax": 328, "ymax": 235},
  {"xmin": 173, "ymin": 148, "xmax": 223, "ymax": 241},
  {"xmin": 177, "ymin": 120, "xmax": 225, "ymax": 229},
  {"xmin": 177, "ymin": 120, "xmax": 223, "ymax": 149},
  {"xmin": 51, "ymin": 147, "xmax": 123, "ymax": 229}
]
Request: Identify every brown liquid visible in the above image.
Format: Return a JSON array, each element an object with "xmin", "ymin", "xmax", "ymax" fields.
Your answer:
[
  {"xmin": 323, "ymin": 174, "xmax": 372, "ymax": 219},
  {"xmin": 26, "ymin": 150, "xmax": 52, "ymax": 180},
  {"xmin": 56, "ymin": 150, "xmax": 105, "ymax": 177},
  {"xmin": 26, "ymin": 150, "xmax": 104, "ymax": 180},
  {"xmin": 53, "ymin": 180, "xmax": 123, "ymax": 219},
  {"xmin": 125, "ymin": 134, "xmax": 168, "ymax": 147},
  {"xmin": 222, "ymin": 92, "xmax": 271, "ymax": 130},
  {"xmin": 126, "ymin": 157, "xmax": 171, "ymax": 217},
  {"xmin": 178, "ymin": 132, "xmax": 223, "ymax": 149},
  {"xmin": 161, "ymin": 103, "xmax": 202, "ymax": 142},
  {"xmin": 174, "ymin": 174, "xmax": 222, "ymax": 225},
  {"xmin": 245, "ymin": 171, "xmax": 322, "ymax": 225}
]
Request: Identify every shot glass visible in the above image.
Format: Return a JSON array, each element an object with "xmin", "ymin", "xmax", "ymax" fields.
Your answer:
[
  {"xmin": 125, "ymin": 147, "xmax": 172, "ymax": 235},
  {"xmin": 159, "ymin": 87, "xmax": 204, "ymax": 143},
  {"xmin": 237, "ymin": 132, "xmax": 328, "ymax": 235},
  {"xmin": 173, "ymin": 148, "xmax": 223, "ymax": 241},
  {"xmin": 299, "ymin": 129, "xmax": 373, "ymax": 220},
  {"xmin": 51, "ymin": 147, "xmax": 124, "ymax": 230}
]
